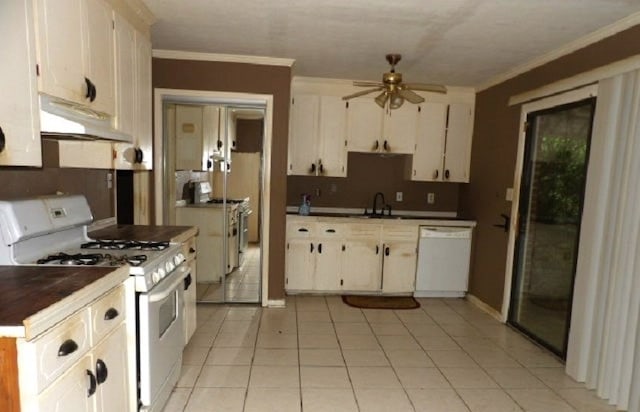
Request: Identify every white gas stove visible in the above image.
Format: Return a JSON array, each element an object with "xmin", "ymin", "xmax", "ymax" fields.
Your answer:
[
  {"xmin": 0, "ymin": 195, "xmax": 187, "ymax": 411},
  {"xmin": 0, "ymin": 195, "xmax": 184, "ymax": 292}
]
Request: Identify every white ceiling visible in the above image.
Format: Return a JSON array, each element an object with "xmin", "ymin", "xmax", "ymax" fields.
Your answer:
[{"xmin": 143, "ymin": 0, "xmax": 640, "ymax": 88}]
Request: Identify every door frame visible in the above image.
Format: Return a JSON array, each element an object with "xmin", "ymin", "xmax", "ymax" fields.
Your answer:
[
  {"xmin": 500, "ymin": 84, "xmax": 598, "ymax": 321},
  {"xmin": 153, "ymin": 88, "xmax": 273, "ymax": 306}
]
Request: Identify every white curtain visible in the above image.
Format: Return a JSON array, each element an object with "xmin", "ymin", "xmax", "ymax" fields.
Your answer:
[{"xmin": 566, "ymin": 69, "xmax": 640, "ymax": 411}]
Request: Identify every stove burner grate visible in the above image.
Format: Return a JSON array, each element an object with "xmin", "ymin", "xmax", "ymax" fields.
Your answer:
[
  {"xmin": 81, "ymin": 240, "xmax": 169, "ymax": 251},
  {"xmin": 37, "ymin": 253, "xmax": 104, "ymax": 266}
]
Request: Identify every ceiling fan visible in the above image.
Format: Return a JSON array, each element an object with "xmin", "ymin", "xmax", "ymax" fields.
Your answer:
[{"xmin": 342, "ymin": 54, "xmax": 446, "ymax": 109}]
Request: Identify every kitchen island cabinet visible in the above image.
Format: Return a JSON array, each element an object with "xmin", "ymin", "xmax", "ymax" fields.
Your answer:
[{"xmin": 0, "ymin": 265, "xmax": 135, "ymax": 412}]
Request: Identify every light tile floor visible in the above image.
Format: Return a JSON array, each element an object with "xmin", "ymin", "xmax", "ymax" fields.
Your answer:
[{"xmin": 164, "ymin": 296, "xmax": 616, "ymax": 412}]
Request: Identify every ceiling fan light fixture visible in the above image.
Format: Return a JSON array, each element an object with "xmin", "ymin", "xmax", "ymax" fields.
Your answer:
[
  {"xmin": 374, "ymin": 92, "xmax": 388, "ymax": 108},
  {"xmin": 390, "ymin": 93, "xmax": 404, "ymax": 109}
]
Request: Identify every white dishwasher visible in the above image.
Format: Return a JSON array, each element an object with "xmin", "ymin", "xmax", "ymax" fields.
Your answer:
[{"xmin": 414, "ymin": 226, "xmax": 473, "ymax": 298}]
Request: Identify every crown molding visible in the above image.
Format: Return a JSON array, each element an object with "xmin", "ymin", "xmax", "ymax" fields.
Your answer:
[
  {"xmin": 477, "ymin": 11, "xmax": 640, "ymax": 92},
  {"xmin": 152, "ymin": 49, "xmax": 295, "ymax": 67}
]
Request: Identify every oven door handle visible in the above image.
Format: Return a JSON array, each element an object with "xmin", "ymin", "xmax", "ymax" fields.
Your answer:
[{"xmin": 148, "ymin": 265, "xmax": 189, "ymax": 303}]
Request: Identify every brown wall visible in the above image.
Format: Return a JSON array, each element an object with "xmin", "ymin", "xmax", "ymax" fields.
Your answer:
[
  {"xmin": 152, "ymin": 58, "xmax": 291, "ymax": 300},
  {"xmin": 235, "ymin": 119, "xmax": 264, "ymax": 153},
  {"xmin": 288, "ymin": 152, "xmax": 460, "ymax": 212},
  {"xmin": 0, "ymin": 166, "xmax": 114, "ymax": 220},
  {"xmin": 460, "ymin": 25, "xmax": 640, "ymax": 311}
]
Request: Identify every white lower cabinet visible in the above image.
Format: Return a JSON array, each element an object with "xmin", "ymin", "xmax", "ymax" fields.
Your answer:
[
  {"xmin": 285, "ymin": 217, "xmax": 418, "ymax": 294},
  {"xmin": 17, "ymin": 280, "xmax": 135, "ymax": 412}
]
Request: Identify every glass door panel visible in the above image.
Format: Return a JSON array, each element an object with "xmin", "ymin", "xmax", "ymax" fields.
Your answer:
[{"xmin": 509, "ymin": 98, "xmax": 596, "ymax": 358}]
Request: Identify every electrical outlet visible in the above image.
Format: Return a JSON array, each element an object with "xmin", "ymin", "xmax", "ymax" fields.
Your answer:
[
  {"xmin": 396, "ymin": 192, "xmax": 403, "ymax": 202},
  {"xmin": 427, "ymin": 192, "xmax": 435, "ymax": 204}
]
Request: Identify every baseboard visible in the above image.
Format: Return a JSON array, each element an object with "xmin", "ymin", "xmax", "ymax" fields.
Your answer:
[
  {"xmin": 265, "ymin": 299, "xmax": 286, "ymax": 308},
  {"xmin": 466, "ymin": 293, "xmax": 504, "ymax": 322}
]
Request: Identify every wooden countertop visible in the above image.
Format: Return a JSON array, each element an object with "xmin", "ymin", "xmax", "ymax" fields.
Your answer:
[
  {"xmin": 89, "ymin": 224, "xmax": 198, "ymax": 244},
  {"xmin": 0, "ymin": 265, "xmax": 129, "ymax": 339}
]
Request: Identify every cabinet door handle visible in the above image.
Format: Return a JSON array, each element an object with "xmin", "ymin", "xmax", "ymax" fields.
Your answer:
[
  {"xmin": 87, "ymin": 370, "xmax": 97, "ymax": 397},
  {"xmin": 85, "ymin": 77, "xmax": 92, "ymax": 100},
  {"xmin": 319, "ymin": 162, "xmax": 324, "ymax": 174},
  {"xmin": 318, "ymin": 243, "xmax": 322, "ymax": 254},
  {"xmin": 373, "ymin": 140, "xmax": 379, "ymax": 150},
  {"xmin": 104, "ymin": 307, "xmax": 119, "ymax": 321},
  {"xmin": 342, "ymin": 245, "xmax": 345, "ymax": 251},
  {"xmin": 207, "ymin": 159, "xmax": 213, "ymax": 169},
  {"xmin": 298, "ymin": 228, "xmax": 308, "ymax": 232},
  {"xmin": 326, "ymin": 229, "xmax": 335, "ymax": 233},
  {"xmin": 310, "ymin": 163, "xmax": 316, "ymax": 173},
  {"xmin": 58, "ymin": 339, "xmax": 79, "ymax": 357},
  {"xmin": 134, "ymin": 148, "xmax": 144, "ymax": 164},
  {"xmin": 444, "ymin": 169, "xmax": 450, "ymax": 180},
  {"xmin": 184, "ymin": 273, "xmax": 192, "ymax": 290},
  {"xmin": 217, "ymin": 140, "xmax": 222, "ymax": 150},
  {"xmin": 383, "ymin": 140, "xmax": 389, "ymax": 151},
  {"xmin": 95, "ymin": 359, "xmax": 108, "ymax": 384},
  {"xmin": 310, "ymin": 243, "xmax": 314, "ymax": 253},
  {"xmin": 375, "ymin": 245, "xmax": 379, "ymax": 255},
  {"xmin": 189, "ymin": 247, "xmax": 196, "ymax": 254},
  {"xmin": 90, "ymin": 81, "xmax": 97, "ymax": 102},
  {"xmin": 232, "ymin": 140, "xmax": 236, "ymax": 148},
  {"xmin": 0, "ymin": 126, "xmax": 5, "ymax": 153},
  {"xmin": 434, "ymin": 169, "xmax": 439, "ymax": 179},
  {"xmin": 385, "ymin": 246, "xmax": 390, "ymax": 256}
]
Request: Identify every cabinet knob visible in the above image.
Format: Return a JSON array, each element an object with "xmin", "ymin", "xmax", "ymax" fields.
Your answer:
[
  {"xmin": 104, "ymin": 307, "xmax": 119, "ymax": 321},
  {"xmin": 310, "ymin": 243, "xmax": 314, "ymax": 253},
  {"xmin": 90, "ymin": 82, "xmax": 97, "ymax": 102},
  {"xmin": 134, "ymin": 148, "xmax": 144, "ymax": 163},
  {"xmin": 310, "ymin": 163, "xmax": 316, "ymax": 173},
  {"xmin": 84, "ymin": 77, "xmax": 92, "ymax": 100},
  {"xmin": 0, "ymin": 126, "xmax": 5, "ymax": 153},
  {"xmin": 87, "ymin": 369, "xmax": 97, "ymax": 397},
  {"xmin": 319, "ymin": 162, "xmax": 324, "ymax": 174},
  {"xmin": 95, "ymin": 359, "xmax": 108, "ymax": 384},
  {"xmin": 318, "ymin": 243, "xmax": 322, "ymax": 254},
  {"xmin": 444, "ymin": 169, "xmax": 450, "ymax": 180},
  {"xmin": 373, "ymin": 140, "xmax": 379, "ymax": 151},
  {"xmin": 207, "ymin": 159, "xmax": 213, "ymax": 169},
  {"xmin": 217, "ymin": 140, "xmax": 223, "ymax": 150},
  {"xmin": 184, "ymin": 273, "xmax": 192, "ymax": 290},
  {"xmin": 58, "ymin": 339, "xmax": 79, "ymax": 357},
  {"xmin": 375, "ymin": 245, "xmax": 379, "ymax": 255},
  {"xmin": 434, "ymin": 169, "xmax": 439, "ymax": 179},
  {"xmin": 189, "ymin": 247, "xmax": 196, "ymax": 254},
  {"xmin": 385, "ymin": 246, "xmax": 390, "ymax": 256},
  {"xmin": 383, "ymin": 140, "xmax": 389, "ymax": 151}
]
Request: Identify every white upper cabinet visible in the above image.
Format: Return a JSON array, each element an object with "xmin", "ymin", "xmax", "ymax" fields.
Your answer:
[
  {"xmin": 411, "ymin": 102, "xmax": 447, "ymax": 181},
  {"xmin": 347, "ymin": 99, "xmax": 418, "ymax": 154},
  {"xmin": 113, "ymin": 16, "xmax": 153, "ymax": 170},
  {"xmin": 35, "ymin": 0, "xmax": 115, "ymax": 115},
  {"xmin": 0, "ymin": 1, "xmax": 41, "ymax": 166},
  {"xmin": 444, "ymin": 102, "xmax": 474, "ymax": 182},
  {"xmin": 175, "ymin": 105, "xmax": 204, "ymax": 171},
  {"xmin": 346, "ymin": 98, "xmax": 383, "ymax": 153},
  {"xmin": 288, "ymin": 94, "xmax": 347, "ymax": 177},
  {"xmin": 409, "ymin": 91, "xmax": 475, "ymax": 183}
]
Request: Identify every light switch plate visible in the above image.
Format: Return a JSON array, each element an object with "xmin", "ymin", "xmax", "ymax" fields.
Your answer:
[
  {"xmin": 427, "ymin": 193, "xmax": 435, "ymax": 204},
  {"xmin": 396, "ymin": 192, "xmax": 403, "ymax": 202}
]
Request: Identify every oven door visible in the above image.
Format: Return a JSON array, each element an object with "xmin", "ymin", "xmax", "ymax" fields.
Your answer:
[{"xmin": 138, "ymin": 264, "xmax": 187, "ymax": 410}]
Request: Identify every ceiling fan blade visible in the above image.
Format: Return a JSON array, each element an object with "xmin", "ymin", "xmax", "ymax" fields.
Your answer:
[
  {"xmin": 403, "ymin": 83, "xmax": 447, "ymax": 94},
  {"xmin": 353, "ymin": 81, "xmax": 384, "ymax": 88},
  {"xmin": 398, "ymin": 88, "xmax": 425, "ymax": 104},
  {"xmin": 342, "ymin": 87, "xmax": 383, "ymax": 101},
  {"xmin": 374, "ymin": 92, "xmax": 388, "ymax": 108}
]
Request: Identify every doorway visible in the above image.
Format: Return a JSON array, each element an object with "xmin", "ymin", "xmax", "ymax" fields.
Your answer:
[
  {"xmin": 508, "ymin": 97, "xmax": 596, "ymax": 358},
  {"xmin": 153, "ymin": 89, "xmax": 273, "ymax": 306}
]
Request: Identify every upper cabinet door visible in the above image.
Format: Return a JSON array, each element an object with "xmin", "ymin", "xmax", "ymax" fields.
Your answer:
[
  {"xmin": 0, "ymin": 1, "xmax": 41, "ymax": 166},
  {"xmin": 347, "ymin": 98, "xmax": 383, "ymax": 153},
  {"xmin": 317, "ymin": 96, "xmax": 347, "ymax": 177},
  {"xmin": 134, "ymin": 32, "xmax": 153, "ymax": 169},
  {"xmin": 444, "ymin": 102, "xmax": 474, "ymax": 182},
  {"xmin": 114, "ymin": 14, "xmax": 135, "ymax": 137},
  {"xmin": 288, "ymin": 94, "xmax": 319, "ymax": 176},
  {"xmin": 412, "ymin": 102, "xmax": 447, "ymax": 181},
  {"xmin": 84, "ymin": 0, "xmax": 115, "ymax": 115},
  {"xmin": 35, "ymin": 0, "xmax": 86, "ymax": 103},
  {"xmin": 175, "ymin": 105, "xmax": 204, "ymax": 171},
  {"xmin": 383, "ymin": 104, "xmax": 419, "ymax": 154}
]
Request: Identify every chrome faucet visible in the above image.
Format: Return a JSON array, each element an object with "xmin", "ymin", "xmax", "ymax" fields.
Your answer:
[{"xmin": 372, "ymin": 192, "xmax": 385, "ymax": 216}]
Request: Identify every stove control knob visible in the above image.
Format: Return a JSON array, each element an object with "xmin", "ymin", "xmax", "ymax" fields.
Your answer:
[
  {"xmin": 158, "ymin": 267, "xmax": 167, "ymax": 279},
  {"xmin": 174, "ymin": 253, "xmax": 185, "ymax": 265},
  {"xmin": 152, "ymin": 271, "xmax": 161, "ymax": 284},
  {"xmin": 166, "ymin": 261, "xmax": 174, "ymax": 272}
]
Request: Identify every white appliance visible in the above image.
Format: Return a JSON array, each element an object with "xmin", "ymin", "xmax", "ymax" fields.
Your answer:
[
  {"xmin": 0, "ymin": 195, "xmax": 187, "ymax": 412},
  {"xmin": 414, "ymin": 226, "xmax": 473, "ymax": 298}
]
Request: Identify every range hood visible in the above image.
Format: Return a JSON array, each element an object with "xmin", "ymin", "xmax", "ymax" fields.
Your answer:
[{"xmin": 39, "ymin": 94, "xmax": 132, "ymax": 143}]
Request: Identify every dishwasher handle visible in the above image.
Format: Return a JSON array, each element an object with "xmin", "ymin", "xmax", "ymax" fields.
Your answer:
[{"xmin": 420, "ymin": 226, "xmax": 472, "ymax": 239}]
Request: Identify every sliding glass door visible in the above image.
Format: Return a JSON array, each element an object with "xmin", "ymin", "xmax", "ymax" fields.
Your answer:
[{"xmin": 509, "ymin": 97, "xmax": 596, "ymax": 358}]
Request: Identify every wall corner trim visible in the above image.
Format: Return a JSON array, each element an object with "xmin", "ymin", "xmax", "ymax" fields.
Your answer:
[
  {"xmin": 152, "ymin": 49, "xmax": 295, "ymax": 67},
  {"xmin": 466, "ymin": 293, "xmax": 505, "ymax": 322},
  {"xmin": 477, "ymin": 11, "xmax": 640, "ymax": 92}
]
